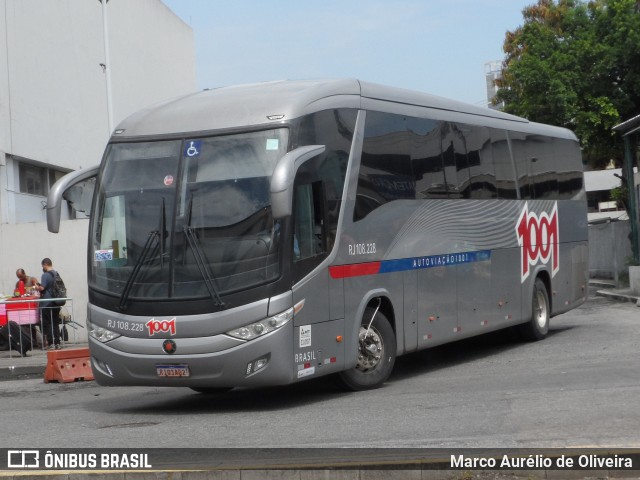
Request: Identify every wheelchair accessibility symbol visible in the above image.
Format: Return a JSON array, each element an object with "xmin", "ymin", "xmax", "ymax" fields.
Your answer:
[{"xmin": 184, "ymin": 140, "xmax": 202, "ymax": 158}]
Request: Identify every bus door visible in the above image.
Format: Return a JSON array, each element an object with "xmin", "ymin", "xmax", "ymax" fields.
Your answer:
[{"xmin": 290, "ymin": 169, "xmax": 344, "ymax": 379}]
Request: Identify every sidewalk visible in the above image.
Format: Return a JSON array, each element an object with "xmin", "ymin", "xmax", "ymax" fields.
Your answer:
[
  {"xmin": 0, "ymin": 342, "xmax": 88, "ymax": 381},
  {"xmin": 591, "ymin": 278, "xmax": 640, "ymax": 305}
]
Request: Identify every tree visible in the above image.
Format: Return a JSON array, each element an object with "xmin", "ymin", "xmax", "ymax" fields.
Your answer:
[{"xmin": 495, "ymin": 0, "xmax": 640, "ymax": 168}]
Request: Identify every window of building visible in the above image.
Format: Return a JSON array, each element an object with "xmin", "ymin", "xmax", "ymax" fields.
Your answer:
[
  {"xmin": 19, "ymin": 163, "xmax": 48, "ymax": 196},
  {"xmin": 18, "ymin": 161, "xmax": 68, "ymax": 196}
]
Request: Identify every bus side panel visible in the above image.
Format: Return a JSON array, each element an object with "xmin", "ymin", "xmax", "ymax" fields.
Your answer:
[
  {"xmin": 552, "ymin": 200, "xmax": 589, "ymax": 315},
  {"xmin": 450, "ymin": 247, "xmax": 522, "ymax": 342},
  {"xmin": 292, "ymin": 318, "xmax": 346, "ymax": 382},
  {"xmin": 490, "ymin": 247, "xmax": 523, "ymax": 328},
  {"xmin": 417, "ymin": 266, "xmax": 458, "ymax": 348},
  {"xmin": 403, "ymin": 269, "xmax": 418, "ymax": 353},
  {"xmin": 293, "ymin": 269, "xmax": 330, "ymax": 329},
  {"xmin": 292, "ymin": 269, "xmax": 346, "ymax": 381},
  {"xmin": 550, "ymin": 241, "xmax": 588, "ymax": 316}
]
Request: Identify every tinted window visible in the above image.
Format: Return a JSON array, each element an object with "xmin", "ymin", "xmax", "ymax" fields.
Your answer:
[
  {"xmin": 491, "ymin": 129, "xmax": 518, "ymax": 199},
  {"xmin": 295, "ymin": 109, "xmax": 356, "ymax": 251},
  {"xmin": 355, "ymin": 112, "xmax": 447, "ymax": 221},
  {"xmin": 451, "ymin": 123, "xmax": 496, "ymax": 199},
  {"xmin": 525, "ymin": 134, "xmax": 558, "ymax": 199},
  {"xmin": 554, "ymin": 138, "xmax": 584, "ymax": 199}
]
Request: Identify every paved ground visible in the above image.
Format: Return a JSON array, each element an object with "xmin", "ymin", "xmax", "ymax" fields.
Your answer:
[{"xmin": 0, "ymin": 280, "xmax": 640, "ymax": 480}]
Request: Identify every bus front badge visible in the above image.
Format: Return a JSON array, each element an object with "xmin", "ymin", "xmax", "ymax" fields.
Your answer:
[{"xmin": 163, "ymin": 340, "xmax": 177, "ymax": 355}]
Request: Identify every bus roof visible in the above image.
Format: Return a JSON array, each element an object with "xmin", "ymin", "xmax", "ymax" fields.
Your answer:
[{"xmin": 113, "ymin": 79, "xmax": 571, "ymax": 140}]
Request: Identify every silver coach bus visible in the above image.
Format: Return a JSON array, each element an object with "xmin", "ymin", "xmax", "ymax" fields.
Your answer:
[{"xmin": 47, "ymin": 80, "xmax": 588, "ymax": 392}]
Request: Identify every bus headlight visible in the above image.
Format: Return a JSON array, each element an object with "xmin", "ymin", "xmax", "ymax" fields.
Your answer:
[
  {"xmin": 88, "ymin": 321, "xmax": 121, "ymax": 343},
  {"xmin": 226, "ymin": 307, "xmax": 293, "ymax": 341}
]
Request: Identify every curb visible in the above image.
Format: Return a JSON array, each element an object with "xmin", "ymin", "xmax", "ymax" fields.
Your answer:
[
  {"xmin": 0, "ymin": 343, "xmax": 89, "ymax": 381},
  {"xmin": 595, "ymin": 289, "xmax": 640, "ymax": 305},
  {"xmin": 0, "ymin": 364, "xmax": 45, "ymax": 381}
]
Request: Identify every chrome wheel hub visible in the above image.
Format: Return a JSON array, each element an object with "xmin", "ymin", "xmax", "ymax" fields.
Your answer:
[
  {"xmin": 535, "ymin": 290, "xmax": 548, "ymax": 329},
  {"xmin": 356, "ymin": 326, "xmax": 384, "ymax": 372}
]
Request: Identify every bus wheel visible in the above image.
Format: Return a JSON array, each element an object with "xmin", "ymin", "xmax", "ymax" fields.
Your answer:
[
  {"xmin": 337, "ymin": 306, "xmax": 396, "ymax": 391},
  {"xmin": 519, "ymin": 278, "xmax": 550, "ymax": 341},
  {"xmin": 189, "ymin": 387, "xmax": 233, "ymax": 394}
]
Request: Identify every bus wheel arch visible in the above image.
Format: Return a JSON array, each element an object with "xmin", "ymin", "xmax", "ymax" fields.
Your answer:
[
  {"xmin": 519, "ymin": 275, "xmax": 551, "ymax": 341},
  {"xmin": 337, "ymin": 295, "xmax": 397, "ymax": 391},
  {"xmin": 535, "ymin": 269, "xmax": 553, "ymax": 313}
]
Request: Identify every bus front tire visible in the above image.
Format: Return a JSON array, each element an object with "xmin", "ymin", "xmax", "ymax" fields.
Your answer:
[
  {"xmin": 337, "ymin": 307, "xmax": 396, "ymax": 391},
  {"xmin": 519, "ymin": 278, "xmax": 550, "ymax": 341}
]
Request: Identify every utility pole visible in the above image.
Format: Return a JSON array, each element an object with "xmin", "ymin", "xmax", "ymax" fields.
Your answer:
[
  {"xmin": 613, "ymin": 115, "xmax": 640, "ymax": 265},
  {"xmin": 99, "ymin": 0, "xmax": 114, "ymax": 134}
]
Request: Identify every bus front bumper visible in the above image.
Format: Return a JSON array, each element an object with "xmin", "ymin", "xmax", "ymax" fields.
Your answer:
[{"xmin": 88, "ymin": 324, "xmax": 295, "ymax": 388}]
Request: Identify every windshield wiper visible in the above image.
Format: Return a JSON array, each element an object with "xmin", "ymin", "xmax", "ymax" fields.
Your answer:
[
  {"xmin": 118, "ymin": 229, "xmax": 159, "ymax": 311},
  {"xmin": 184, "ymin": 197, "xmax": 225, "ymax": 308},
  {"xmin": 118, "ymin": 199, "xmax": 167, "ymax": 311}
]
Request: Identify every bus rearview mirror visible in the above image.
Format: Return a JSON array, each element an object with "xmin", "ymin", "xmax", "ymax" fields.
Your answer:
[
  {"xmin": 270, "ymin": 145, "xmax": 325, "ymax": 219},
  {"xmin": 47, "ymin": 165, "xmax": 100, "ymax": 233}
]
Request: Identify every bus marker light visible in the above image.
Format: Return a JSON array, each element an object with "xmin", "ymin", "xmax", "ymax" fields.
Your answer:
[
  {"xmin": 481, "ymin": 320, "xmax": 489, "ymax": 326},
  {"xmin": 428, "ymin": 315, "xmax": 437, "ymax": 322},
  {"xmin": 336, "ymin": 336, "xmax": 343, "ymax": 343},
  {"xmin": 294, "ymin": 300, "xmax": 305, "ymax": 315}
]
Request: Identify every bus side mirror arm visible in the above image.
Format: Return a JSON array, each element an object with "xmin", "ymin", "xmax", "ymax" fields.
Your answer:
[
  {"xmin": 270, "ymin": 145, "xmax": 325, "ymax": 219},
  {"xmin": 47, "ymin": 165, "xmax": 101, "ymax": 233}
]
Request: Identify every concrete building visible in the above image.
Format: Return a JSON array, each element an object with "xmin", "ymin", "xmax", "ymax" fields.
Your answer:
[
  {"xmin": 484, "ymin": 60, "xmax": 503, "ymax": 110},
  {"xmin": 0, "ymin": 0, "xmax": 196, "ymax": 336},
  {"xmin": 584, "ymin": 168, "xmax": 629, "ymax": 223}
]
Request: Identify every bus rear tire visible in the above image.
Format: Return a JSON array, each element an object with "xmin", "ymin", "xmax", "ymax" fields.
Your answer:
[
  {"xmin": 519, "ymin": 278, "xmax": 550, "ymax": 341},
  {"xmin": 337, "ymin": 307, "xmax": 396, "ymax": 391}
]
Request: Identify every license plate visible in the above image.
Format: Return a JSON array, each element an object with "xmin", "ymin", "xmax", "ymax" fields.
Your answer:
[{"xmin": 156, "ymin": 364, "xmax": 190, "ymax": 377}]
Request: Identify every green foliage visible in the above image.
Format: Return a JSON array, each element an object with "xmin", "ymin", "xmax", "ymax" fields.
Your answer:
[
  {"xmin": 611, "ymin": 185, "xmax": 628, "ymax": 211},
  {"xmin": 495, "ymin": 0, "xmax": 640, "ymax": 168}
]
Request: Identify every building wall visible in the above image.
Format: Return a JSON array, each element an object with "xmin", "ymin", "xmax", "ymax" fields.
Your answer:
[
  {"xmin": 588, "ymin": 220, "xmax": 632, "ymax": 282},
  {"xmin": 0, "ymin": 219, "xmax": 90, "ymax": 340},
  {"xmin": 0, "ymin": 0, "xmax": 195, "ymax": 335},
  {"xmin": 1, "ymin": 0, "xmax": 195, "ymax": 171}
]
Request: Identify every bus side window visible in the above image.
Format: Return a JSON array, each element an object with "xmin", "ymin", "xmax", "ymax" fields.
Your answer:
[
  {"xmin": 491, "ymin": 128, "xmax": 518, "ymax": 199},
  {"xmin": 294, "ymin": 180, "xmax": 326, "ymax": 261}
]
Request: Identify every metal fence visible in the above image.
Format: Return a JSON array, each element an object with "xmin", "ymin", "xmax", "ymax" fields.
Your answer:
[{"xmin": 0, "ymin": 297, "xmax": 81, "ymax": 359}]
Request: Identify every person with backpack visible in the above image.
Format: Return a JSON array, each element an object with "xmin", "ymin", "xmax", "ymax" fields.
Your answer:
[{"xmin": 37, "ymin": 257, "xmax": 63, "ymax": 350}]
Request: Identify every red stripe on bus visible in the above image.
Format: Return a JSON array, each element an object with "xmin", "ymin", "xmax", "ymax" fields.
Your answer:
[{"xmin": 329, "ymin": 262, "xmax": 382, "ymax": 279}]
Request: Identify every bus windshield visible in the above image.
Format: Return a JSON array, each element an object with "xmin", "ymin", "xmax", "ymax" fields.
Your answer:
[{"xmin": 89, "ymin": 129, "xmax": 289, "ymax": 303}]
